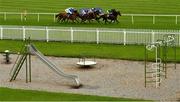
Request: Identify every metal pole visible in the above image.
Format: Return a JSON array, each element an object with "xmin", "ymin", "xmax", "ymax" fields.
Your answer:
[
  {"xmin": 26, "ymin": 53, "xmax": 28, "ymax": 83},
  {"xmin": 175, "ymin": 16, "xmax": 178, "ymax": 24},
  {"xmin": 155, "ymin": 46, "xmax": 158, "ymax": 88},
  {"xmin": 174, "ymin": 44, "xmax": 177, "ymax": 69},
  {"xmin": 164, "ymin": 43, "xmax": 167, "ymax": 78},
  {"xmin": 144, "ymin": 45, "xmax": 147, "ymax": 87},
  {"xmin": 29, "ymin": 49, "xmax": 31, "ymax": 82},
  {"xmin": 157, "ymin": 45, "xmax": 161, "ymax": 87}
]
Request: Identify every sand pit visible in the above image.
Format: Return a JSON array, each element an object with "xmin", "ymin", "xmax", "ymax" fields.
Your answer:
[{"xmin": 0, "ymin": 54, "xmax": 179, "ymax": 101}]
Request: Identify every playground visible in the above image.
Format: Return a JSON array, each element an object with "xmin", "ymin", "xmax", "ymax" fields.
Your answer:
[
  {"xmin": 1, "ymin": 0, "xmax": 180, "ymax": 101},
  {"xmin": 0, "ymin": 54, "xmax": 179, "ymax": 100}
]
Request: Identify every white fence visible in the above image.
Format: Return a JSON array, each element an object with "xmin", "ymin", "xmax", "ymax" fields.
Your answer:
[
  {"xmin": 0, "ymin": 12, "xmax": 180, "ymax": 24},
  {"xmin": 0, "ymin": 25, "xmax": 180, "ymax": 46},
  {"xmin": 0, "ymin": 12, "xmax": 57, "ymax": 22}
]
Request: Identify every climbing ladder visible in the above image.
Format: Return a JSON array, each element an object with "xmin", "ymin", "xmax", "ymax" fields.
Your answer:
[
  {"xmin": 145, "ymin": 42, "xmax": 165, "ymax": 88},
  {"xmin": 10, "ymin": 40, "xmax": 31, "ymax": 83},
  {"xmin": 145, "ymin": 34, "xmax": 177, "ymax": 88}
]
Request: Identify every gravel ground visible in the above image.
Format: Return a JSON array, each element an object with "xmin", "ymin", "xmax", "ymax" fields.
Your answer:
[{"xmin": 0, "ymin": 54, "xmax": 179, "ymax": 101}]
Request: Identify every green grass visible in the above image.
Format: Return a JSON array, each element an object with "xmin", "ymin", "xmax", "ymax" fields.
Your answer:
[
  {"xmin": 0, "ymin": 87, "xmax": 144, "ymax": 101},
  {"xmin": 0, "ymin": 40, "xmax": 179, "ymax": 61},
  {"xmin": 0, "ymin": 0, "xmax": 180, "ymax": 29}
]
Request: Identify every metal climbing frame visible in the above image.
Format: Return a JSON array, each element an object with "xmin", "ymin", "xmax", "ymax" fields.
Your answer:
[
  {"xmin": 163, "ymin": 34, "xmax": 177, "ymax": 71},
  {"xmin": 144, "ymin": 34, "xmax": 177, "ymax": 88},
  {"xmin": 145, "ymin": 42, "xmax": 164, "ymax": 88}
]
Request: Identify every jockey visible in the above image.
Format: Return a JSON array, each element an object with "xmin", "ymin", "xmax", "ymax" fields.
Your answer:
[
  {"xmin": 107, "ymin": 9, "xmax": 115, "ymax": 17},
  {"xmin": 88, "ymin": 8, "xmax": 94, "ymax": 13},
  {"xmin": 80, "ymin": 8, "xmax": 89, "ymax": 16},
  {"xmin": 65, "ymin": 7, "xmax": 75, "ymax": 17},
  {"xmin": 107, "ymin": 9, "xmax": 113, "ymax": 15},
  {"xmin": 92, "ymin": 8, "xmax": 103, "ymax": 15}
]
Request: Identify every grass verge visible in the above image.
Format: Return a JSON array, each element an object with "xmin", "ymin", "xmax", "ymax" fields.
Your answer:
[
  {"xmin": 0, "ymin": 87, "xmax": 147, "ymax": 101},
  {"xmin": 0, "ymin": 40, "xmax": 179, "ymax": 62}
]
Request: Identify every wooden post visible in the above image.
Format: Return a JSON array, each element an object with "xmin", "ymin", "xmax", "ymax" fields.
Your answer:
[
  {"xmin": 123, "ymin": 30, "xmax": 126, "ymax": 45},
  {"xmin": 23, "ymin": 26, "xmax": 26, "ymax": 40},
  {"xmin": 54, "ymin": 13, "xmax": 56, "ymax": 22},
  {"xmin": 0, "ymin": 27, "xmax": 3, "ymax": 40},
  {"xmin": 153, "ymin": 16, "xmax": 155, "ymax": 24},
  {"xmin": 175, "ymin": 16, "xmax": 178, "ymax": 24},
  {"xmin": 70, "ymin": 27, "xmax": 73, "ymax": 43},
  {"xmin": 4, "ymin": 12, "xmax": 7, "ymax": 21},
  {"xmin": 21, "ymin": 13, "xmax": 23, "ymax": 21},
  {"xmin": 131, "ymin": 15, "xmax": 134, "ymax": 24},
  {"xmin": 46, "ymin": 26, "xmax": 49, "ymax": 42},
  {"xmin": 37, "ymin": 13, "xmax": 40, "ymax": 22},
  {"xmin": 96, "ymin": 28, "xmax": 99, "ymax": 44},
  {"xmin": 151, "ymin": 30, "xmax": 155, "ymax": 43}
]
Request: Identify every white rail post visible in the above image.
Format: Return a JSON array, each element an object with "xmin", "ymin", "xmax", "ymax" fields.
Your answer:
[
  {"xmin": 131, "ymin": 15, "xmax": 134, "ymax": 24},
  {"xmin": 0, "ymin": 27, "xmax": 3, "ymax": 40},
  {"xmin": 96, "ymin": 28, "xmax": 99, "ymax": 44},
  {"xmin": 153, "ymin": 16, "xmax": 155, "ymax": 24},
  {"xmin": 46, "ymin": 26, "xmax": 49, "ymax": 42},
  {"xmin": 37, "ymin": 13, "xmax": 40, "ymax": 22},
  {"xmin": 151, "ymin": 30, "xmax": 155, "ymax": 43},
  {"xmin": 123, "ymin": 30, "xmax": 126, "ymax": 45},
  {"xmin": 4, "ymin": 12, "xmax": 7, "ymax": 21},
  {"xmin": 70, "ymin": 27, "xmax": 73, "ymax": 43},
  {"xmin": 175, "ymin": 16, "xmax": 178, "ymax": 24},
  {"xmin": 23, "ymin": 26, "xmax": 26, "ymax": 40},
  {"xmin": 21, "ymin": 13, "xmax": 23, "ymax": 21},
  {"xmin": 53, "ymin": 13, "xmax": 56, "ymax": 22}
]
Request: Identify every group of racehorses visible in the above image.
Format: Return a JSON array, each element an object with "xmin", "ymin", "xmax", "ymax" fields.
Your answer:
[{"xmin": 55, "ymin": 8, "xmax": 121, "ymax": 24}]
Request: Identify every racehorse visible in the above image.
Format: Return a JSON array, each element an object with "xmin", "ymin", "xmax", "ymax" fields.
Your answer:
[
  {"xmin": 78, "ymin": 10, "xmax": 100, "ymax": 23},
  {"xmin": 56, "ymin": 10, "xmax": 79, "ymax": 23},
  {"xmin": 98, "ymin": 10, "xmax": 121, "ymax": 24}
]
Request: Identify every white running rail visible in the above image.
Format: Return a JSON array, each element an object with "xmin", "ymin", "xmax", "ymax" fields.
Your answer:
[
  {"xmin": 0, "ymin": 12, "xmax": 180, "ymax": 24},
  {"xmin": 0, "ymin": 25, "xmax": 180, "ymax": 46}
]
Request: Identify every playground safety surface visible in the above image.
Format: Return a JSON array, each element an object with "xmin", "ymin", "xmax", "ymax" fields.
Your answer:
[{"xmin": 0, "ymin": 55, "xmax": 179, "ymax": 101}]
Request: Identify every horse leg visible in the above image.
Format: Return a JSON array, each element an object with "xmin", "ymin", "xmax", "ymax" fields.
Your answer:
[
  {"xmin": 57, "ymin": 16, "xmax": 61, "ymax": 23},
  {"xmin": 57, "ymin": 18, "xmax": 60, "ymax": 22},
  {"xmin": 95, "ymin": 17, "xmax": 100, "ymax": 23},
  {"xmin": 103, "ymin": 18, "xmax": 107, "ymax": 24},
  {"xmin": 116, "ymin": 19, "xmax": 119, "ymax": 23},
  {"xmin": 75, "ymin": 19, "xmax": 79, "ymax": 23},
  {"xmin": 88, "ymin": 19, "xmax": 91, "ymax": 23},
  {"xmin": 82, "ymin": 19, "xmax": 86, "ymax": 23}
]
